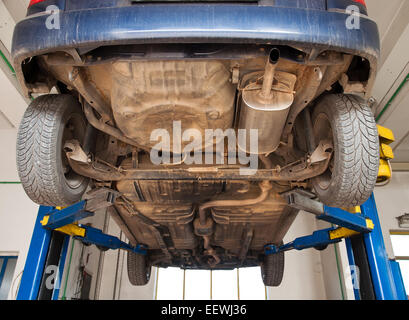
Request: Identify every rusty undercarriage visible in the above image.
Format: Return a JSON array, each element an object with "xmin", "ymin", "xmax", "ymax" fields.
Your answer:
[{"xmin": 54, "ymin": 45, "xmax": 348, "ymax": 269}]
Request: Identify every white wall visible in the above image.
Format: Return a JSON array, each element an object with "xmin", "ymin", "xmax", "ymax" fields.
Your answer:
[
  {"xmin": 373, "ymin": 172, "xmax": 409, "ymax": 257},
  {"xmin": 0, "ymin": 183, "xmax": 38, "ymax": 299},
  {"xmin": 0, "ymin": 4, "xmax": 36, "ymax": 300},
  {"xmin": 0, "ymin": 129, "xmax": 38, "ymax": 299}
]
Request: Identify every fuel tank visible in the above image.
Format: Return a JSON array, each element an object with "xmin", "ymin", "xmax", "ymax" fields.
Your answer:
[{"xmin": 111, "ymin": 60, "xmax": 236, "ymax": 153}]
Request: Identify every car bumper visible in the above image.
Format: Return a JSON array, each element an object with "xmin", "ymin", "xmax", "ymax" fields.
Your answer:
[{"xmin": 12, "ymin": 4, "xmax": 380, "ymax": 93}]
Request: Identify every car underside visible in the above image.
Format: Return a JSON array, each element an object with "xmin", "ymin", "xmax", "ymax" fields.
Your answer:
[{"xmin": 13, "ymin": 0, "xmax": 380, "ymax": 286}]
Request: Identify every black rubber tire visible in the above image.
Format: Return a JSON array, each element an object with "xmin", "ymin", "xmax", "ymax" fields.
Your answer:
[
  {"xmin": 260, "ymin": 249, "xmax": 284, "ymax": 287},
  {"xmin": 16, "ymin": 94, "xmax": 89, "ymax": 207},
  {"xmin": 96, "ymin": 245, "xmax": 110, "ymax": 252},
  {"xmin": 314, "ymin": 244, "xmax": 328, "ymax": 251},
  {"xmin": 311, "ymin": 94, "xmax": 379, "ymax": 208},
  {"xmin": 127, "ymin": 251, "xmax": 151, "ymax": 286}
]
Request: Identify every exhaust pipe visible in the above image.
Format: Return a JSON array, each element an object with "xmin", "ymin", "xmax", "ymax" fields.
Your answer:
[
  {"xmin": 261, "ymin": 48, "xmax": 280, "ymax": 99},
  {"xmin": 238, "ymin": 48, "xmax": 297, "ymax": 154}
]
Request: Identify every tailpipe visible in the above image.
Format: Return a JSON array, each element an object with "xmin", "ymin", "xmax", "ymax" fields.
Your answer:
[{"xmin": 261, "ymin": 48, "xmax": 280, "ymax": 98}]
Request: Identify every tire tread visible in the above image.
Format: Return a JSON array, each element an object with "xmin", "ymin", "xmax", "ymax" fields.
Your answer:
[
  {"xmin": 127, "ymin": 250, "xmax": 151, "ymax": 286},
  {"xmin": 16, "ymin": 94, "xmax": 87, "ymax": 206},
  {"xmin": 312, "ymin": 94, "xmax": 379, "ymax": 207}
]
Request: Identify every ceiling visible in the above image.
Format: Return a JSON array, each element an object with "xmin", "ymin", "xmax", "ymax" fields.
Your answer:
[
  {"xmin": 3, "ymin": 0, "xmax": 28, "ymax": 23},
  {"xmin": 0, "ymin": 0, "xmax": 408, "ymax": 163}
]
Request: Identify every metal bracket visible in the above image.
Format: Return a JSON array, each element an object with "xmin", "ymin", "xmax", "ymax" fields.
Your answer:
[
  {"xmin": 74, "ymin": 225, "xmax": 147, "ymax": 255},
  {"xmin": 264, "ymin": 223, "xmax": 371, "ymax": 256},
  {"xmin": 40, "ymin": 188, "xmax": 119, "ymax": 229},
  {"xmin": 319, "ymin": 206, "xmax": 374, "ymax": 233},
  {"xmin": 281, "ymin": 189, "xmax": 323, "ymax": 214},
  {"xmin": 40, "ymin": 200, "xmax": 93, "ymax": 230},
  {"xmin": 39, "ymin": 189, "xmax": 147, "ymax": 255},
  {"xmin": 264, "ymin": 227, "xmax": 341, "ymax": 255},
  {"xmin": 267, "ymin": 189, "xmax": 376, "ymax": 256},
  {"xmin": 83, "ymin": 187, "xmax": 120, "ymax": 212},
  {"xmin": 309, "ymin": 139, "xmax": 333, "ymax": 164},
  {"xmin": 281, "ymin": 189, "xmax": 374, "ymax": 233}
]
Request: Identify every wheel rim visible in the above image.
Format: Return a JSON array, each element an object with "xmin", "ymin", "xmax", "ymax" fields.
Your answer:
[
  {"xmin": 146, "ymin": 266, "xmax": 151, "ymax": 282},
  {"xmin": 61, "ymin": 113, "xmax": 87, "ymax": 189},
  {"xmin": 313, "ymin": 113, "xmax": 334, "ymax": 190},
  {"xmin": 260, "ymin": 262, "xmax": 265, "ymax": 281}
]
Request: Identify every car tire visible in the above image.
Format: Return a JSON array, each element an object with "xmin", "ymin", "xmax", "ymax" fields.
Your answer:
[
  {"xmin": 311, "ymin": 94, "xmax": 379, "ymax": 208},
  {"xmin": 16, "ymin": 94, "xmax": 89, "ymax": 207},
  {"xmin": 260, "ymin": 246, "xmax": 284, "ymax": 287},
  {"xmin": 314, "ymin": 244, "xmax": 328, "ymax": 251},
  {"xmin": 127, "ymin": 251, "xmax": 151, "ymax": 286},
  {"xmin": 96, "ymin": 245, "xmax": 110, "ymax": 252}
]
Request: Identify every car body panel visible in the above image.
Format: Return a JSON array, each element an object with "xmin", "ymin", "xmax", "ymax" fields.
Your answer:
[{"xmin": 13, "ymin": 3, "xmax": 379, "ymax": 97}]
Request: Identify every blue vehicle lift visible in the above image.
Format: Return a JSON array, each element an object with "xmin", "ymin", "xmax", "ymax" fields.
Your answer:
[
  {"xmin": 264, "ymin": 190, "xmax": 407, "ymax": 300},
  {"xmin": 17, "ymin": 187, "xmax": 407, "ymax": 300},
  {"xmin": 17, "ymin": 189, "xmax": 146, "ymax": 300}
]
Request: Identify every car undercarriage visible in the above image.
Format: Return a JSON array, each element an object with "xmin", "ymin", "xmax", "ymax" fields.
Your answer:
[{"xmin": 13, "ymin": 2, "xmax": 380, "ymax": 286}]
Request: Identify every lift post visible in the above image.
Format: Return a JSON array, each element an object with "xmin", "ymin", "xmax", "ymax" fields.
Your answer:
[
  {"xmin": 17, "ymin": 206, "xmax": 69, "ymax": 300},
  {"xmin": 264, "ymin": 190, "xmax": 407, "ymax": 300},
  {"xmin": 17, "ymin": 189, "xmax": 147, "ymax": 300},
  {"xmin": 346, "ymin": 194, "xmax": 406, "ymax": 300}
]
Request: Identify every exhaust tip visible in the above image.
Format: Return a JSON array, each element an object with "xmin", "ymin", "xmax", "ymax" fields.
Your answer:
[{"xmin": 268, "ymin": 48, "xmax": 280, "ymax": 65}]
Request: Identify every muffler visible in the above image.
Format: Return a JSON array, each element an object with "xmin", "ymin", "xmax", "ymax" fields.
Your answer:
[{"xmin": 238, "ymin": 48, "xmax": 297, "ymax": 154}]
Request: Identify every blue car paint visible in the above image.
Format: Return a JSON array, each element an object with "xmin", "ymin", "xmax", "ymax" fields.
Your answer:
[
  {"xmin": 327, "ymin": 0, "xmax": 368, "ymax": 15},
  {"xmin": 65, "ymin": 0, "xmax": 327, "ymax": 11},
  {"xmin": 13, "ymin": 2, "xmax": 379, "ymax": 96},
  {"xmin": 13, "ymin": 4, "xmax": 379, "ymax": 58}
]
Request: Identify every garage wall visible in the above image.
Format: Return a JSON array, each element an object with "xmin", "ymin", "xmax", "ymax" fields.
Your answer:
[
  {"xmin": 373, "ymin": 173, "xmax": 409, "ymax": 257},
  {"xmin": 0, "ymin": 4, "xmax": 37, "ymax": 301},
  {"xmin": 0, "ymin": 184, "xmax": 37, "ymax": 300},
  {"xmin": 0, "ymin": 129, "xmax": 38, "ymax": 299}
]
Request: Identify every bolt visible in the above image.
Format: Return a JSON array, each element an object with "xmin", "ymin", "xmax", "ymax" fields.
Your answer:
[
  {"xmin": 207, "ymin": 111, "xmax": 220, "ymax": 120},
  {"xmin": 68, "ymin": 68, "xmax": 79, "ymax": 82}
]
